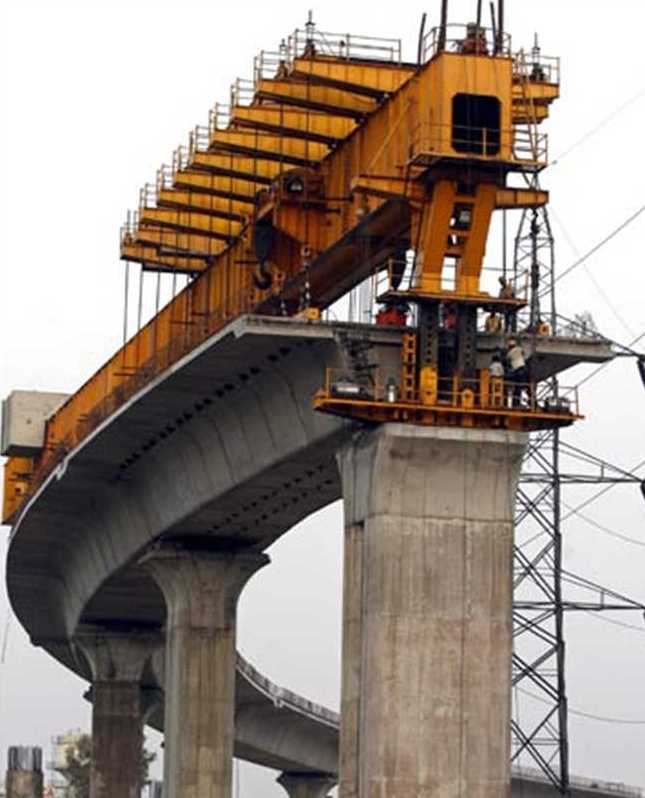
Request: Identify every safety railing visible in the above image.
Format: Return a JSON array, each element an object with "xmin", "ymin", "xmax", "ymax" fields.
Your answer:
[
  {"xmin": 319, "ymin": 367, "xmax": 580, "ymax": 417},
  {"xmin": 254, "ymin": 49, "xmax": 290, "ymax": 83},
  {"xmin": 375, "ymin": 258, "xmax": 530, "ymax": 303},
  {"xmin": 409, "ymin": 121, "xmax": 547, "ymax": 168},
  {"xmin": 421, "ymin": 24, "xmax": 512, "ymax": 61},
  {"xmin": 553, "ymin": 312, "xmax": 608, "ymax": 342},
  {"xmin": 514, "ymin": 49, "xmax": 561, "ymax": 85},
  {"xmin": 512, "ymin": 767, "xmax": 642, "ymax": 798},
  {"xmin": 229, "ymin": 78, "xmax": 255, "ymax": 108},
  {"xmin": 138, "ymin": 183, "xmax": 157, "ymax": 212},
  {"xmin": 27, "ymin": 278, "xmax": 266, "ymax": 503},
  {"xmin": 209, "ymin": 103, "xmax": 231, "ymax": 134},
  {"xmin": 156, "ymin": 163, "xmax": 174, "ymax": 192},
  {"xmin": 171, "ymin": 145, "xmax": 191, "ymax": 176},
  {"xmin": 119, "ymin": 209, "xmax": 139, "ymax": 247},
  {"xmin": 188, "ymin": 125, "xmax": 210, "ymax": 158},
  {"xmin": 286, "ymin": 28, "xmax": 402, "ymax": 64}
]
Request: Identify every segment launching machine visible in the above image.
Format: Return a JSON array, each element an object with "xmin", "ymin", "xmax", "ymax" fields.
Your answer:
[
  {"xmin": 3, "ymin": 2, "xmax": 587, "ymax": 791},
  {"xmin": 3, "ymin": 2, "xmax": 567, "ymax": 524}
]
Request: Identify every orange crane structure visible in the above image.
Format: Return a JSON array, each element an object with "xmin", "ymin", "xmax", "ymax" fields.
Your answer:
[
  {"xmin": 2, "ymin": 8, "xmax": 566, "ymax": 525},
  {"xmin": 9, "ymin": 7, "xmax": 645, "ymax": 798}
]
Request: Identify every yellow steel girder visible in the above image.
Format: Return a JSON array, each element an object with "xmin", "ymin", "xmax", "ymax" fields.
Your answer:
[
  {"xmin": 512, "ymin": 81, "xmax": 559, "ymax": 105},
  {"xmin": 255, "ymin": 78, "xmax": 377, "ymax": 118},
  {"xmin": 157, "ymin": 188, "xmax": 252, "ymax": 220},
  {"xmin": 121, "ymin": 242, "xmax": 208, "ymax": 273},
  {"xmin": 231, "ymin": 105, "xmax": 356, "ymax": 144},
  {"xmin": 140, "ymin": 208, "xmax": 243, "ymax": 239},
  {"xmin": 290, "ymin": 57, "xmax": 414, "ymax": 97},
  {"xmin": 191, "ymin": 152, "xmax": 282, "ymax": 183},
  {"xmin": 136, "ymin": 226, "xmax": 228, "ymax": 257},
  {"xmin": 173, "ymin": 170, "xmax": 262, "ymax": 201},
  {"xmin": 210, "ymin": 129, "xmax": 329, "ymax": 164}
]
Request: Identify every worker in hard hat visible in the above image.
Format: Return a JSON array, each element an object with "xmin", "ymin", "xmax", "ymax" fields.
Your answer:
[
  {"xmin": 499, "ymin": 276, "xmax": 517, "ymax": 333},
  {"xmin": 506, "ymin": 338, "xmax": 528, "ymax": 407}
]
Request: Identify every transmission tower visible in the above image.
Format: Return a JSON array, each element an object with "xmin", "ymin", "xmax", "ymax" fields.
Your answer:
[{"xmin": 511, "ymin": 207, "xmax": 645, "ymax": 793}]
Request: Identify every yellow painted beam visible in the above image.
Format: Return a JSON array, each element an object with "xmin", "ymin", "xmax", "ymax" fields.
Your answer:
[
  {"xmin": 513, "ymin": 81, "xmax": 559, "ymax": 104},
  {"xmin": 121, "ymin": 241, "xmax": 208, "ymax": 273},
  {"xmin": 173, "ymin": 170, "xmax": 261, "ymax": 201},
  {"xmin": 136, "ymin": 226, "xmax": 227, "ymax": 257},
  {"xmin": 191, "ymin": 152, "xmax": 282, "ymax": 183},
  {"xmin": 351, "ymin": 175, "xmax": 423, "ymax": 202},
  {"xmin": 256, "ymin": 78, "xmax": 376, "ymax": 118},
  {"xmin": 211, "ymin": 129, "xmax": 329, "ymax": 164},
  {"xmin": 157, "ymin": 188, "xmax": 252, "ymax": 220},
  {"xmin": 140, "ymin": 208, "xmax": 242, "ymax": 239},
  {"xmin": 512, "ymin": 103, "xmax": 549, "ymax": 124},
  {"xmin": 291, "ymin": 57, "xmax": 414, "ymax": 97},
  {"xmin": 495, "ymin": 187, "xmax": 549, "ymax": 209},
  {"xmin": 231, "ymin": 105, "xmax": 356, "ymax": 144}
]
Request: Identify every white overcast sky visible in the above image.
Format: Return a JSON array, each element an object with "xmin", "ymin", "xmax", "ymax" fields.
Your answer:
[{"xmin": 2, "ymin": 0, "xmax": 645, "ymax": 792}]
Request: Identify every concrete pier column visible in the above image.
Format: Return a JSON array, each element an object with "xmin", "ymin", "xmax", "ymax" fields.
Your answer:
[
  {"xmin": 140, "ymin": 546, "xmax": 269, "ymax": 798},
  {"xmin": 76, "ymin": 627, "xmax": 162, "ymax": 798},
  {"xmin": 277, "ymin": 772, "xmax": 336, "ymax": 798},
  {"xmin": 6, "ymin": 747, "xmax": 43, "ymax": 798},
  {"xmin": 337, "ymin": 424, "xmax": 526, "ymax": 798}
]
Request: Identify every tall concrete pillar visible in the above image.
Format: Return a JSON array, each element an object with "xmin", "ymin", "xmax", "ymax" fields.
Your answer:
[
  {"xmin": 140, "ymin": 546, "xmax": 269, "ymax": 798},
  {"xmin": 76, "ymin": 627, "xmax": 162, "ymax": 798},
  {"xmin": 6, "ymin": 747, "xmax": 43, "ymax": 798},
  {"xmin": 337, "ymin": 424, "xmax": 526, "ymax": 798},
  {"xmin": 277, "ymin": 772, "xmax": 336, "ymax": 798}
]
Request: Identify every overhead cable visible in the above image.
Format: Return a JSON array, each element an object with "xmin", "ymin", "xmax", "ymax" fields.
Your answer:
[
  {"xmin": 550, "ymin": 88, "xmax": 645, "ymax": 168},
  {"xmin": 543, "ymin": 204, "xmax": 645, "ymax": 296},
  {"xmin": 519, "ymin": 687, "xmax": 645, "ymax": 725}
]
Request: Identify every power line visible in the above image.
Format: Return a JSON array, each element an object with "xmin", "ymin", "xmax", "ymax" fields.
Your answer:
[
  {"xmin": 550, "ymin": 88, "xmax": 645, "ymax": 168},
  {"xmin": 518, "ymin": 687, "xmax": 645, "ymax": 725},
  {"xmin": 563, "ymin": 501, "xmax": 645, "ymax": 548},
  {"xmin": 550, "ymin": 208, "xmax": 636, "ymax": 339},
  {"xmin": 562, "ymin": 458, "xmax": 645, "ymax": 521},
  {"xmin": 583, "ymin": 611, "xmax": 645, "ymax": 635},
  {"xmin": 544, "ymin": 204, "xmax": 645, "ymax": 294}
]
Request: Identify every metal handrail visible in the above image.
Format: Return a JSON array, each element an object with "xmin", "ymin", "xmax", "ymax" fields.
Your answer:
[
  {"xmin": 513, "ymin": 49, "xmax": 561, "ymax": 85},
  {"xmin": 421, "ymin": 24, "xmax": 512, "ymax": 61},
  {"xmin": 375, "ymin": 259, "xmax": 531, "ymax": 302},
  {"xmin": 188, "ymin": 125, "xmax": 210, "ymax": 157},
  {"xmin": 320, "ymin": 367, "xmax": 580, "ymax": 417},
  {"xmin": 229, "ymin": 78, "xmax": 255, "ymax": 108},
  {"xmin": 286, "ymin": 27, "xmax": 401, "ymax": 64},
  {"xmin": 410, "ymin": 121, "xmax": 548, "ymax": 167},
  {"xmin": 254, "ymin": 50, "xmax": 289, "ymax": 83}
]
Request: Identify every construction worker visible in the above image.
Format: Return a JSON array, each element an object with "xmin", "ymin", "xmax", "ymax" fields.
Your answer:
[
  {"xmin": 443, "ymin": 302, "xmax": 457, "ymax": 331},
  {"xmin": 489, "ymin": 353, "xmax": 504, "ymax": 378},
  {"xmin": 459, "ymin": 23, "xmax": 488, "ymax": 54},
  {"xmin": 506, "ymin": 338, "xmax": 528, "ymax": 407},
  {"xmin": 485, "ymin": 311, "xmax": 502, "ymax": 333},
  {"xmin": 489, "ymin": 352, "xmax": 505, "ymax": 407},
  {"xmin": 499, "ymin": 276, "xmax": 517, "ymax": 333}
]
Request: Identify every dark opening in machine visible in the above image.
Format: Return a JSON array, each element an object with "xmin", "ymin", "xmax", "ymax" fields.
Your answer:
[{"xmin": 452, "ymin": 93, "xmax": 501, "ymax": 155}]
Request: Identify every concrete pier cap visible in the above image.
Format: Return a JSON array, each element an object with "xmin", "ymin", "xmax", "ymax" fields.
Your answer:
[
  {"xmin": 139, "ymin": 544, "xmax": 270, "ymax": 798},
  {"xmin": 336, "ymin": 423, "xmax": 527, "ymax": 798},
  {"xmin": 277, "ymin": 771, "xmax": 337, "ymax": 798},
  {"xmin": 75, "ymin": 626, "xmax": 163, "ymax": 798}
]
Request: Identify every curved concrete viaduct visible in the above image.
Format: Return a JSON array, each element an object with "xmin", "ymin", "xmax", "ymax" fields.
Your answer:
[{"xmin": 6, "ymin": 315, "xmax": 613, "ymax": 797}]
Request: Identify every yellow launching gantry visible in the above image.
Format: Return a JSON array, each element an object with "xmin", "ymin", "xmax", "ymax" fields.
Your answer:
[
  {"xmin": 118, "ymin": 4, "xmax": 568, "ymax": 434},
  {"xmin": 2, "ymin": 4, "xmax": 573, "ymax": 523}
]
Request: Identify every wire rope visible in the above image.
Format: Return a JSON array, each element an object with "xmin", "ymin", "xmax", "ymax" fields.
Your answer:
[{"xmin": 518, "ymin": 687, "xmax": 645, "ymax": 725}]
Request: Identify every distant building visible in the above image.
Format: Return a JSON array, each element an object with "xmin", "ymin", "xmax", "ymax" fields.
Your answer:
[{"xmin": 47, "ymin": 729, "xmax": 87, "ymax": 796}]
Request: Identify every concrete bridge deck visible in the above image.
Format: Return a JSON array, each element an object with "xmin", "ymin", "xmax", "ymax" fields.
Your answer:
[{"xmin": 5, "ymin": 315, "xmax": 613, "ymax": 786}]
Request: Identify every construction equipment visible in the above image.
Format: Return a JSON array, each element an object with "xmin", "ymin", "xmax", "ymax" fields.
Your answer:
[{"xmin": 2, "ymin": 3, "xmax": 567, "ymax": 514}]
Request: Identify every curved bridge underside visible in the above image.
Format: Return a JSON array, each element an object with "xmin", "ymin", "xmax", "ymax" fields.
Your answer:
[{"xmin": 6, "ymin": 315, "xmax": 612, "ymax": 775}]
